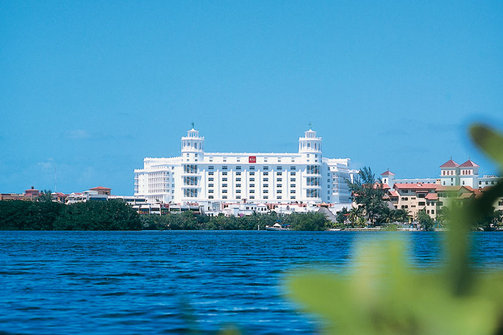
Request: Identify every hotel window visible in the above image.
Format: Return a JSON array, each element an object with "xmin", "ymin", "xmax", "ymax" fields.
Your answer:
[
  {"xmin": 209, "ymin": 195, "xmax": 214, "ymax": 199},
  {"xmin": 250, "ymin": 196, "xmax": 255, "ymax": 199},
  {"xmin": 263, "ymin": 166, "xmax": 269, "ymax": 170},
  {"xmin": 183, "ymin": 189, "xmax": 198, "ymax": 197},
  {"xmin": 250, "ymin": 166, "xmax": 255, "ymax": 170},
  {"xmin": 307, "ymin": 165, "xmax": 320, "ymax": 174},
  {"xmin": 223, "ymin": 172, "xmax": 228, "ymax": 176},
  {"xmin": 250, "ymin": 172, "xmax": 255, "ymax": 176},
  {"xmin": 290, "ymin": 166, "xmax": 296, "ymax": 170},
  {"xmin": 264, "ymin": 196, "xmax": 268, "ymax": 199},
  {"xmin": 291, "ymin": 184, "xmax": 296, "ymax": 188},
  {"xmin": 222, "ymin": 178, "xmax": 228, "ymax": 181},
  {"xmin": 263, "ymin": 172, "xmax": 269, "ymax": 176},
  {"xmin": 236, "ymin": 166, "xmax": 242, "ymax": 170},
  {"xmin": 264, "ymin": 184, "xmax": 269, "ymax": 188},
  {"xmin": 209, "ymin": 184, "xmax": 214, "ymax": 187},
  {"xmin": 277, "ymin": 178, "xmax": 282, "ymax": 182},
  {"xmin": 277, "ymin": 196, "xmax": 282, "ymax": 200},
  {"xmin": 209, "ymin": 166, "xmax": 214, "ymax": 170},
  {"xmin": 290, "ymin": 190, "xmax": 295, "ymax": 193},
  {"xmin": 250, "ymin": 178, "xmax": 255, "ymax": 182},
  {"xmin": 209, "ymin": 172, "xmax": 214, "ymax": 176},
  {"xmin": 222, "ymin": 190, "xmax": 227, "ymax": 193},
  {"xmin": 236, "ymin": 183, "xmax": 241, "ymax": 188},
  {"xmin": 277, "ymin": 184, "xmax": 282, "ymax": 188},
  {"xmin": 236, "ymin": 172, "xmax": 241, "ymax": 176},
  {"xmin": 209, "ymin": 189, "xmax": 214, "ymax": 193},
  {"xmin": 250, "ymin": 184, "xmax": 255, "ymax": 188},
  {"xmin": 236, "ymin": 178, "xmax": 241, "ymax": 182},
  {"xmin": 222, "ymin": 184, "xmax": 228, "ymax": 187},
  {"xmin": 250, "ymin": 190, "xmax": 255, "ymax": 193},
  {"xmin": 277, "ymin": 190, "xmax": 282, "ymax": 193},
  {"xmin": 223, "ymin": 196, "xmax": 228, "ymax": 199},
  {"xmin": 209, "ymin": 177, "xmax": 214, "ymax": 181},
  {"xmin": 183, "ymin": 164, "xmax": 198, "ymax": 174},
  {"xmin": 236, "ymin": 190, "xmax": 241, "ymax": 193},
  {"xmin": 222, "ymin": 166, "xmax": 228, "ymax": 170},
  {"xmin": 290, "ymin": 196, "xmax": 295, "ymax": 199},
  {"xmin": 264, "ymin": 190, "xmax": 269, "ymax": 193},
  {"xmin": 277, "ymin": 166, "xmax": 282, "ymax": 171},
  {"xmin": 263, "ymin": 178, "xmax": 269, "ymax": 182},
  {"xmin": 290, "ymin": 178, "xmax": 295, "ymax": 182}
]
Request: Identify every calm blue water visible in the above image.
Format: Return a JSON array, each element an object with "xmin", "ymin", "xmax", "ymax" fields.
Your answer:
[{"xmin": 1, "ymin": 231, "xmax": 503, "ymax": 334}]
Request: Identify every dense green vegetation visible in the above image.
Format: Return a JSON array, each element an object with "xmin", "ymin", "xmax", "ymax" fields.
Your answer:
[
  {"xmin": 141, "ymin": 211, "xmax": 329, "ymax": 231},
  {"xmin": 417, "ymin": 209, "xmax": 435, "ymax": 231},
  {"xmin": 0, "ymin": 199, "xmax": 64, "ymax": 230},
  {"xmin": 0, "ymin": 199, "xmax": 141, "ymax": 230},
  {"xmin": 0, "ymin": 200, "xmax": 330, "ymax": 231}
]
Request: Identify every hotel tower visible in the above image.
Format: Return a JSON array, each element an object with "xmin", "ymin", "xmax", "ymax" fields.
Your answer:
[{"xmin": 134, "ymin": 127, "xmax": 355, "ymax": 205}]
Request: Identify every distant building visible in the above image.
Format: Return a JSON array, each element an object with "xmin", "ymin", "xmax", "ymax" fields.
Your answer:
[
  {"xmin": 381, "ymin": 158, "xmax": 501, "ymax": 220},
  {"xmin": 24, "ymin": 186, "xmax": 40, "ymax": 200},
  {"xmin": 439, "ymin": 158, "xmax": 499, "ymax": 187},
  {"xmin": 134, "ymin": 127, "xmax": 356, "ymax": 205}
]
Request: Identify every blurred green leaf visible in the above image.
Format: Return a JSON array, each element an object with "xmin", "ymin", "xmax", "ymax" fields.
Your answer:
[
  {"xmin": 286, "ymin": 123, "xmax": 503, "ymax": 334},
  {"xmin": 469, "ymin": 124, "xmax": 503, "ymax": 168}
]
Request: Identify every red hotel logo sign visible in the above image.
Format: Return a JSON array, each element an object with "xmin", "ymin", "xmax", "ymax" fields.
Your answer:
[{"xmin": 248, "ymin": 156, "xmax": 256, "ymax": 163}]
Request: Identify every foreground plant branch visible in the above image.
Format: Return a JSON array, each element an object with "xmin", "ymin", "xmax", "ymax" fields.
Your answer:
[{"xmin": 286, "ymin": 124, "xmax": 503, "ymax": 334}]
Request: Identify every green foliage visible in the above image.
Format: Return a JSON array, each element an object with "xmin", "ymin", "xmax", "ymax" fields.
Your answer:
[
  {"xmin": 336, "ymin": 207, "xmax": 349, "ymax": 223},
  {"xmin": 347, "ymin": 167, "xmax": 388, "ymax": 225},
  {"xmin": 54, "ymin": 199, "xmax": 142, "ymax": 230},
  {"xmin": 0, "ymin": 200, "xmax": 64, "ymax": 230},
  {"xmin": 286, "ymin": 124, "xmax": 503, "ymax": 334},
  {"xmin": 0, "ymin": 199, "xmax": 141, "ymax": 230},
  {"xmin": 141, "ymin": 211, "xmax": 328, "ymax": 231},
  {"xmin": 417, "ymin": 209, "xmax": 435, "ymax": 231},
  {"xmin": 286, "ymin": 212, "xmax": 328, "ymax": 231}
]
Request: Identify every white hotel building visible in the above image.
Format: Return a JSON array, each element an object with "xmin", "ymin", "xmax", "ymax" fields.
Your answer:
[{"xmin": 134, "ymin": 127, "xmax": 355, "ymax": 205}]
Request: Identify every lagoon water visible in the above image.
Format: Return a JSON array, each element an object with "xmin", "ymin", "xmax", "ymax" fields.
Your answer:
[{"xmin": 1, "ymin": 231, "xmax": 503, "ymax": 334}]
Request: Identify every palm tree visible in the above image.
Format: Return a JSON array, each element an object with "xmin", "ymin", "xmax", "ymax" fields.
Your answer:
[{"xmin": 347, "ymin": 167, "xmax": 387, "ymax": 226}]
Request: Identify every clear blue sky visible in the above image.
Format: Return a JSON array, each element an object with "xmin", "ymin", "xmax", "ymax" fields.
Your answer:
[{"xmin": 1, "ymin": 1, "xmax": 502, "ymax": 195}]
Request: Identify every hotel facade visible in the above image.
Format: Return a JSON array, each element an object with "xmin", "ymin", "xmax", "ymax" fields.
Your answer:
[{"xmin": 134, "ymin": 127, "xmax": 355, "ymax": 205}]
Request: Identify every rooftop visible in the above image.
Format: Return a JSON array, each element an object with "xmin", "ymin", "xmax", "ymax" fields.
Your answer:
[{"xmin": 440, "ymin": 159, "xmax": 459, "ymax": 168}]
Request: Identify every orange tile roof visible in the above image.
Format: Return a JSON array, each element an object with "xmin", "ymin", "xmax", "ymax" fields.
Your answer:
[
  {"xmin": 459, "ymin": 160, "xmax": 479, "ymax": 168},
  {"xmin": 425, "ymin": 193, "xmax": 438, "ymax": 200},
  {"xmin": 440, "ymin": 159, "xmax": 459, "ymax": 168},
  {"xmin": 389, "ymin": 190, "xmax": 399, "ymax": 197},
  {"xmin": 394, "ymin": 183, "xmax": 438, "ymax": 190}
]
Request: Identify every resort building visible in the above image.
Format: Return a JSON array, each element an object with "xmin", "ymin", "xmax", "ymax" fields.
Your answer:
[
  {"xmin": 382, "ymin": 158, "xmax": 501, "ymax": 221},
  {"xmin": 134, "ymin": 127, "xmax": 355, "ymax": 205}
]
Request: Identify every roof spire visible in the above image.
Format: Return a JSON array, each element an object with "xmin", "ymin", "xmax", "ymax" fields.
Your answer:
[
  {"xmin": 308, "ymin": 121, "xmax": 312, "ymax": 129},
  {"xmin": 191, "ymin": 121, "xmax": 195, "ymax": 129}
]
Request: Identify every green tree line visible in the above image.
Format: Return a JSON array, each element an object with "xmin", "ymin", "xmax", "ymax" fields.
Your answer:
[
  {"xmin": 141, "ymin": 211, "xmax": 329, "ymax": 231},
  {"xmin": 0, "ymin": 200, "xmax": 330, "ymax": 231},
  {"xmin": 0, "ymin": 199, "xmax": 142, "ymax": 230}
]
